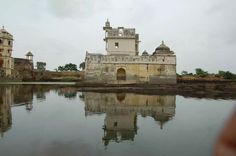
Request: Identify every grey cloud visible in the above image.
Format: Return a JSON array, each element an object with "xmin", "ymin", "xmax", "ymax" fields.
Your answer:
[
  {"xmin": 1, "ymin": 0, "xmax": 236, "ymax": 72},
  {"xmin": 47, "ymin": 0, "xmax": 109, "ymax": 18}
]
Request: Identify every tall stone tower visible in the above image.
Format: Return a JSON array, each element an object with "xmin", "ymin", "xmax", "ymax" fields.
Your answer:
[
  {"xmin": 0, "ymin": 26, "xmax": 14, "ymax": 77},
  {"xmin": 103, "ymin": 20, "xmax": 140, "ymax": 56}
]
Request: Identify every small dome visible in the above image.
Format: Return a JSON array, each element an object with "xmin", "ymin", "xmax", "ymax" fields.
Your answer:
[
  {"xmin": 155, "ymin": 41, "xmax": 170, "ymax": 51},
  {"xmin": 153, "ymin": 41, "xmax": 174, "ymax": 55},
  {"xmin": 0, "ymin": 26, "xmax": 13, "ymax": 40},
  {"xmin": 26, "ymin": 51, "xmax": 33, "ymax": 56},
  {"xmin": 142, "ymin": 50, "xmax": 149, "ymax": 56}
]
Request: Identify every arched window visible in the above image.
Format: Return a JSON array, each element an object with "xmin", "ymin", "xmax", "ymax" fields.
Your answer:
[{"xmin": 117, "ymin": 68, "xmax": 126, "ymax": 80}]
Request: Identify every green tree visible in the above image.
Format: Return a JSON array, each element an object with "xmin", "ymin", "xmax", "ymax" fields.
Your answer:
[
  {"xmin": 181, "ymin": 70, "xmax": 188, "ymax": 76},
  {"xmin": 36, "ymin": 62, "xmax": 46, "ymax": 71},
  {"xmin": 195, "ymin": 68, "xmax": 208, "ymax": 77},
  {"xmin": 218, "ymin": 70, "xmax": 236, "ymax": 79},
  {"xmin": 79, "ymin": 62, "xmax": 85, "ymax": 70},
  {"xmin": 57, "ymin": 63, "xmax": 77, "ymax": 71},
  {"xmin": 64, "ymin": 63, "xmax": 77, "ymax": 71},
  {"xmin": 58, "ymin": 66, "xmax": 65, "ymax": 71}
]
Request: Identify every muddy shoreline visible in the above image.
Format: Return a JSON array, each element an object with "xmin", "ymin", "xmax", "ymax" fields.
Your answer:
[{"xmin": 75, "ymin": 81, "xmax": 236, "ymax": 100}]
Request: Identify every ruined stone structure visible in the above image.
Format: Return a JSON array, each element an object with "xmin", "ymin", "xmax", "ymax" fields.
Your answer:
[
  {"xmin": 84, "ymin": 92, "xmax": 176, "ymax": 146},
  {"xmin": 85, "ymin": 20, "xmax": 177, "ymax": 84},
  {"xmin": 14, "ymin": 52, "xmax": 34, "ymax": 80},
  {"xmin": 0, "ymin": 26, "xmax": 35, "ymax": 80},
  {"xmin": 0, "ymin": 26, "xmax": 14, "ymax": 77}
]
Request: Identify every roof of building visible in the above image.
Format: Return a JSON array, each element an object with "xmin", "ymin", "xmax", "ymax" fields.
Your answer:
[
  {"xmin": 142, "ymin": 50, "xmax": 149, "ymax": 56},
  {"xmin": 26, "ymin": 51, "xmax": 33, "ymax": 56},
  {"xmin": 153, "ymin": 41, "xmax": 174, "ymax": 55},
  {"xmin": 0, "ymin": 26, "xmax": 13, "ymax": 40}
]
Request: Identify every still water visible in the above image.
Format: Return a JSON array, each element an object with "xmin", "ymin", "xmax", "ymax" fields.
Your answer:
[{"xmin": 0, "ymin": 85, "xmax": 235, "ymax": 156}]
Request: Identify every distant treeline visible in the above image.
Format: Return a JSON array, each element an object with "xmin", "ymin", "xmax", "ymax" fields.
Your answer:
[{"xmin": 178, "ymin": 68, "xmax": 236, "ymax": 80}]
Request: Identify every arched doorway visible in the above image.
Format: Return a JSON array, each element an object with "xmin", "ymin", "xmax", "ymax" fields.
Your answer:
[{"xmin": 117, "ymin": 68, "xmax": 126, "ymax": 80}]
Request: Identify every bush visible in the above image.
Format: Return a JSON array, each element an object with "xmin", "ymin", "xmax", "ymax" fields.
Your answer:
[
  {"xmin": 218, "ymin": 70, "xmax": 236, "ymax": 79},
  {"xmin": 195, "ymin": 68, "xmax": 208, "ymax": 77}
]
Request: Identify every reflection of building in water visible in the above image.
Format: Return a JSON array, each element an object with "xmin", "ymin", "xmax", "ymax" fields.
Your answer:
[
  {"xmin": 57, "ymin": 87, "xmax": 78, "ymax": 99},
  {"xmin": 1, "ymin": 85, "xmax": 54, "ymax": 111},
  {"xmin": 103, "ymin": 112, "xmax": 137, "ymax": 146},
  {"xmin": 0, "ymin": 85, "xmax": 79, "ymax": 136},
  {"xmin": 11, "ymin": 85, "xmax": 34, "ymax": 111},
  {"xmin": 84, "ymin": 92, "xmax": 176, "ymax": 146},
  {"xmin": 0, "ymin": 86, "xmax": 12, "ymax": 136}
]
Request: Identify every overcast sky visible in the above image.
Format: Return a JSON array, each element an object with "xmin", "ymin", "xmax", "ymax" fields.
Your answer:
[{"xmin": 1, "ymin": 0, "xmax": 235, "ymax": 73}]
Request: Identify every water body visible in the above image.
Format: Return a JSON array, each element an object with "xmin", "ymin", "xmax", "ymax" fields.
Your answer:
[{"xmin": 0, "ymin": 85, "xmax": 235, "ymax": 156}]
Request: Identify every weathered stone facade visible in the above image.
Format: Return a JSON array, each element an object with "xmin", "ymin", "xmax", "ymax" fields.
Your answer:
[
  {"xmin": 0, "ymin": 27, "xmax": 14, "ymax": 77},
  {"xmin": 14, "ymin": 57, "xmax": 34, "ymax": 80},
  {"xmin": 85, "ymin": 20, "xmax": 177, "ymax": 84}
]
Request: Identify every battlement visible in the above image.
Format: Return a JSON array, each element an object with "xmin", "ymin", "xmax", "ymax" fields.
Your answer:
[
  {"xmin": 106, "ymin": 28, "xmax": 136, "ymax": 39},
  {"xmin": 86, "ymin": 53, "xmax": 176, "ymax": 65}
]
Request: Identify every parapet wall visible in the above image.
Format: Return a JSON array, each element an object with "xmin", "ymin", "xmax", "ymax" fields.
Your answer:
[
  {"xmin": 86, "ymin": 53, "xmax": 176, "ymax": 65},
  {"xmin": 85, "ymin": 53, "xmax": 177, "ymax": 84}
]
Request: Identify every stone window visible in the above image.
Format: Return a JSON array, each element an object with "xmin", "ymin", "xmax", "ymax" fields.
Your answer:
[
  {"xmin": 118, "ymin": 28, "xmax": 123, "ymax": 36},
  {"xmin": 105, "ymin": 67, "xmax": 108, "ymax": 72},
  {"xmin": 0, "ymin": 39, "xmax": 2, "ymax": 45},
  {"xmin": 8, "ymin": 40, "xmax": 11, "ymax": 46},
  {"xmin": 0, "ymin": 49, "xmax": 3, "ymax": 52},
  {"xmin": 115, "ymin": 42, "xmax": 119, "ymax": 48},
  {"xmin": 113, "ymin": 122, "xmax": 118, "ymax": 127}
]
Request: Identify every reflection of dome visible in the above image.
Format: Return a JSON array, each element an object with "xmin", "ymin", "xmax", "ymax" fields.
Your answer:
[
  {"xmin": 0, "ymin": 26, "xmax": 13, "ymax": 40},
  {"xmin": 116, "ymin": 93, "xmax": 126, "ymax": 102},
  {"xmin": 142, "ymin": 50, "xmax": 149, "ymax": 56},
  {"xmin": 153, "ymin": 41, "xmax": 174, "ymax": 55}
]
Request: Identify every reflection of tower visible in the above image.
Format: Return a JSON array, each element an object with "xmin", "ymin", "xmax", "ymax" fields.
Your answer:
[
  {"xmin": 0, "ymin": 86, "xmax": 13, "ymax": 137},
  {"xmin": 149, "ymin": 96, "xmax": 176, "ymax": 129},
  {"xmin": 25, "ymin": 101, "xmax": 33, "ymax": 112},
  {"xmin": 103, "ymin": 112, "xmax": 137, "ymax": 146},
  {"xmin": 12, "ymin": 85, "xmax": 34, "ymax": 109}
]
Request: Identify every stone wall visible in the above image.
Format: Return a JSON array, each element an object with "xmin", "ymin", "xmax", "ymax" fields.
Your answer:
[
  {"xmin": 14, "ymin": 58, "xmax": 34, "ymax": 80},
  {"xmin": 85, "ymin": 53, "xmax": 177, "ymax": 84},
  {"xmin": 107, "ymin": 38, "xmax": 136, "ymax": 56},
  {"xmin": 33, "ymin": 71, "xmax": 84, "ymax": 81}
]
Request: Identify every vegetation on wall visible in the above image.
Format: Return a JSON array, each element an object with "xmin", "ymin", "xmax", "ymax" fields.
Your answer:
[
  {"xmin": 179, "ymin": 68, "xmax": 236, "ymax": 80},
  {"xmin": 217, "ymin": 71, "xmax": 236, "ymax": 79},
  {"xmin": 36, "ymin": 62, "xmax": 46, "ymax": 71},
  {"xmin": 79, "ymin": 62, "xmax": 85, "ymax": 70}
]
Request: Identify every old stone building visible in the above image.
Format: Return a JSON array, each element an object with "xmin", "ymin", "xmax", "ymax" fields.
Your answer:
[
  {"xmin": 0, "ymin": 26, "xmax": 35, "ymax": 80},
  {"xmin": 0, "ymin": 26, "xmax": 14, "ymax": 77},
  {"xmin": 85, "ymin": 20, "xmax": 177, "ymax": 84},
  {"xmin": 14, "ymin": 52, "xmax": 34, "ymax": 80}
]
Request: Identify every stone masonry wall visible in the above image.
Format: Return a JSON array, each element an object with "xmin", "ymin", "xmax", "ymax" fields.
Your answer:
[{"xmin": 85, "ymin": 53, "xmax": 177, "ymax": 84}]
